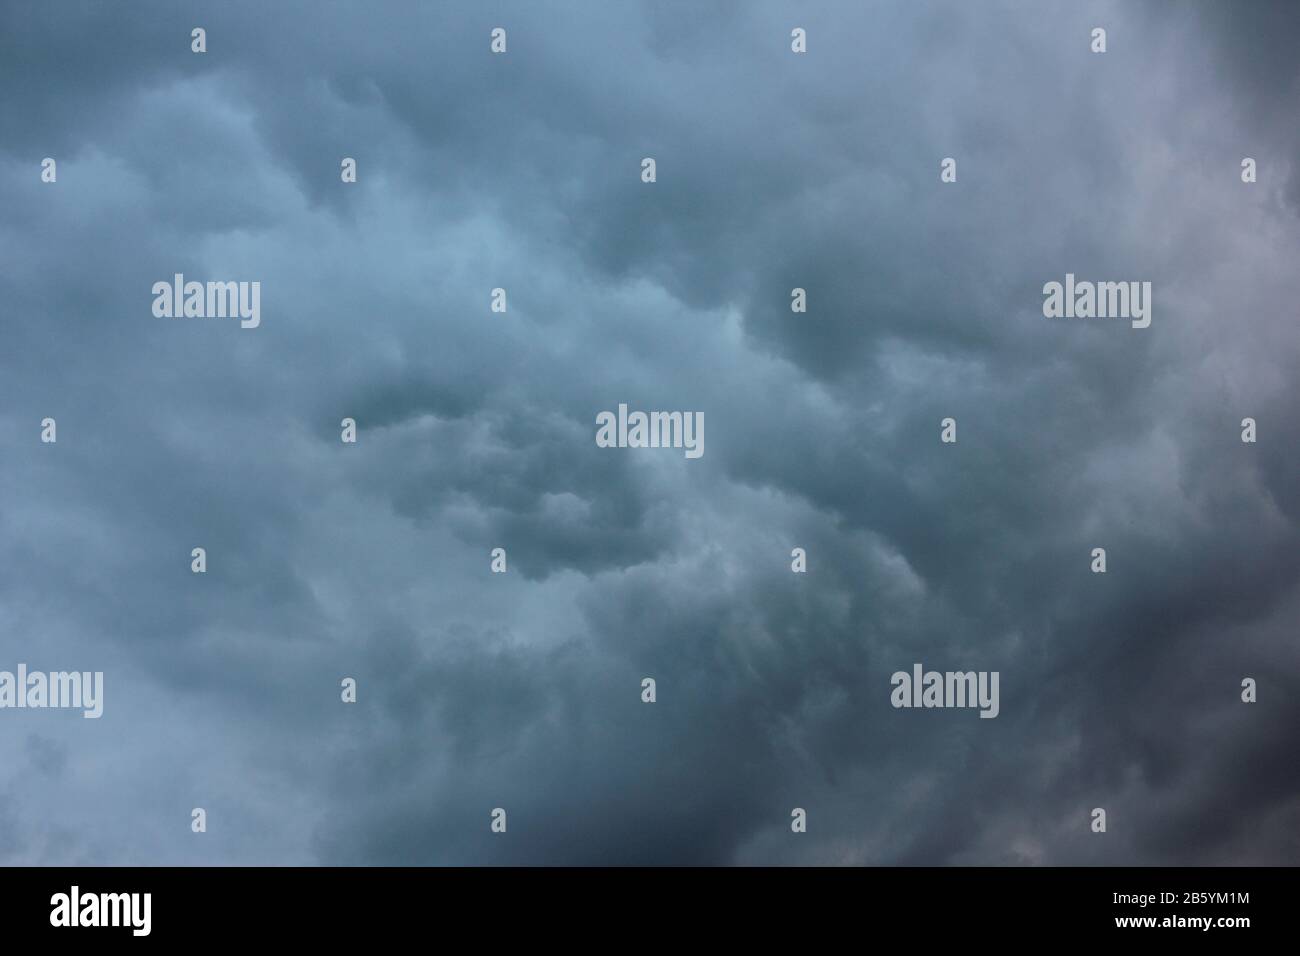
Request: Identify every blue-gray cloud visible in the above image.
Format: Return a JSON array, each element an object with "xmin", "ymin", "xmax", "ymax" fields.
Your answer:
[{"xmin": 0, "ymin": 0, "xmax": 1296, "ymax": 865}]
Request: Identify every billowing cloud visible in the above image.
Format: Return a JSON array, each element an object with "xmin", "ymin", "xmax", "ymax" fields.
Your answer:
[{"xmin": 0, "ymin": 0, "xmax": 1296, "ymax": 865}]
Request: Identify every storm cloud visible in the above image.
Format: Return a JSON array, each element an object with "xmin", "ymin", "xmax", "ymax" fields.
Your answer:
[{"xmin": 0, "ymin": 0, "xmax": 1297, "ymax": 865}]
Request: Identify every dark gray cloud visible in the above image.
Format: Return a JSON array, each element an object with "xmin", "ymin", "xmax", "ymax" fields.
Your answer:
[{"xmin": 0, "ymin": 0, "xmax": 1296, "ymax": 865}]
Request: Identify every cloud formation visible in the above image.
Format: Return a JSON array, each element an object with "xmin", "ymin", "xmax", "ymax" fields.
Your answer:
[{"xmin": 0, "ymin": 0, "xmax": 1296, "ymax": 865}]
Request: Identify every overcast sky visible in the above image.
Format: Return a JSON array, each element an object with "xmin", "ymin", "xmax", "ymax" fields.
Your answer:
[{"xmin": 0, "ymin": 0, "xmax": 1297, "ymax": 865}]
